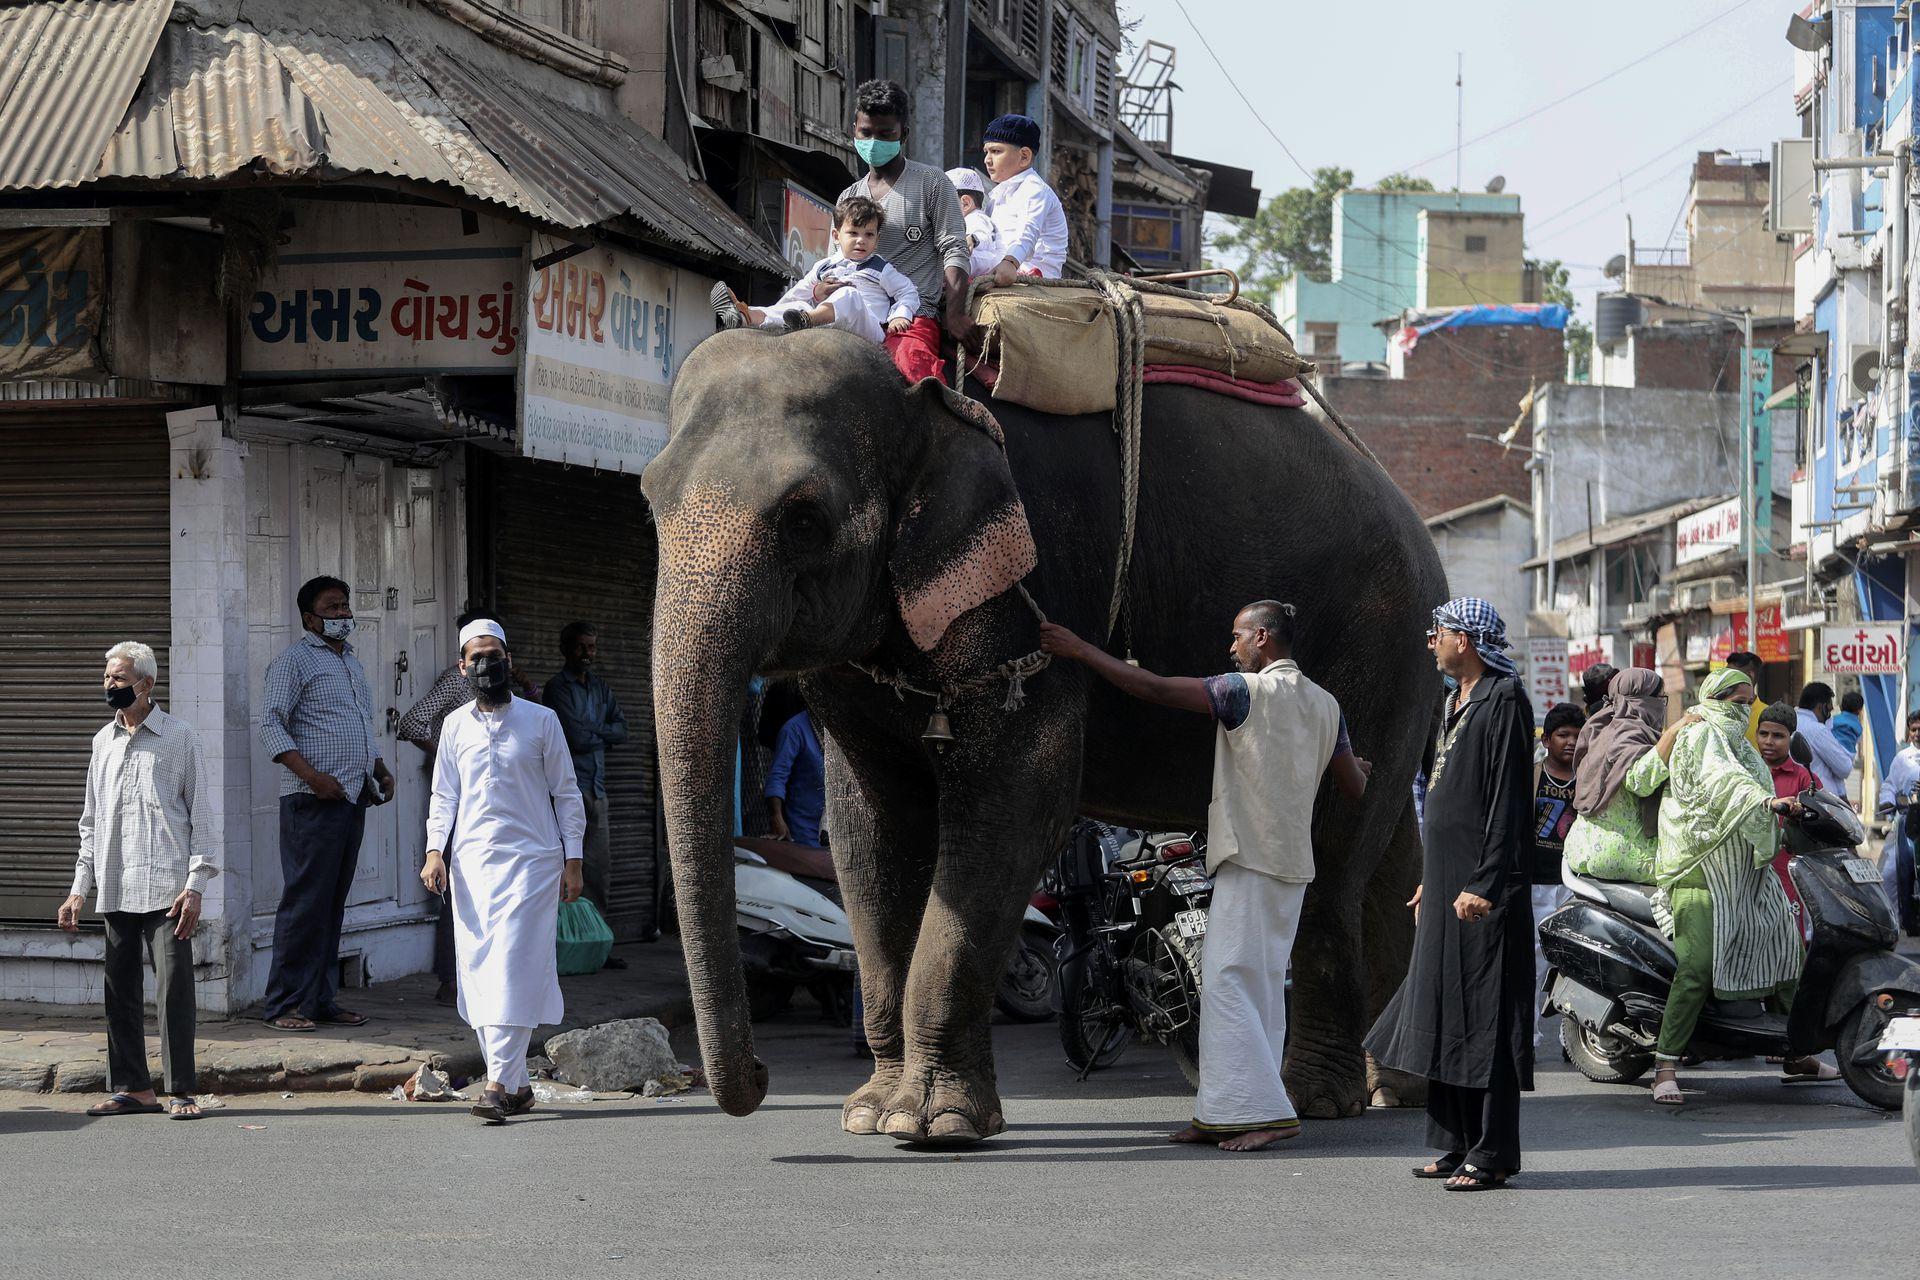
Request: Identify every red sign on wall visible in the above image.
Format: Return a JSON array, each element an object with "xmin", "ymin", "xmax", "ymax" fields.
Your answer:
[{"xmin": 1710, "ymin": 604, "xmax": 1790, "ymax": 664}]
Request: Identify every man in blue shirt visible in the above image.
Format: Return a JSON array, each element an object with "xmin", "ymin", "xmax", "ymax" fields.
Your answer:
[
  {"xmin": 542, "ymin": 622, "xmax": 628, "ymax": 944},
  {"xmin": 765, "ymin": 709, "xmax": 826, "ymax": 847},
  {"xmin": 258, "ymin": 576, "xmax": 393, "ymax": 1032}
]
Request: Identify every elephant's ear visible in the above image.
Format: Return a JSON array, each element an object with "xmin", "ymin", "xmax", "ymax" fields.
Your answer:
[{"xmin": 889, "ymin": 379, "xmax": 1038, "ymax": 652}]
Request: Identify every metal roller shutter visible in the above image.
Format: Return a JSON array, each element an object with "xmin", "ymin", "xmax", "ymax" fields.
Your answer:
[
  {"xmin": 489, "ymin": 457, "xmax": 661, "ymax": 941},
  {"xmin": 0, "ymin": 411, "xmax": 170, "ymax": 922}
]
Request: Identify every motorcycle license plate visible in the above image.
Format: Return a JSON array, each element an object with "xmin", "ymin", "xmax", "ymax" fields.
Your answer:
[
  {"xmin": 1842, "ymin": 858, "xmax": 1881, "ymax": 885},
  {"xmin": 1164, "ymin": 866, "xmax": 1211, "ymax": 894},
  {"xmin": 1175, "ymin": 908, "xmax": 1207, "ymax": 940},
  {"xmin": 1880, "ymin": 1017, "xmax": 1920, "ymax": 1053}
]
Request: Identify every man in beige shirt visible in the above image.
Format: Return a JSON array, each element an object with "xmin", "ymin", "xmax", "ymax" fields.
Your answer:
[
  {"xmin": 58, "ymin": 641, "xmax": 216, "ymax": 1119},
  {"xmin": 1042, "ymin": 601, "xmax": 1369, "ymax": 1151}
]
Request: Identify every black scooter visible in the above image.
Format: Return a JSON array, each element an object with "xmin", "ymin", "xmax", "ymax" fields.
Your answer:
[{"xmin": 1539, "ymin": 734, "xmax": 1920, "ymax": 1110}]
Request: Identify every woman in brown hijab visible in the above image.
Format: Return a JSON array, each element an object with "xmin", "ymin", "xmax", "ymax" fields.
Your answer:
[{"xmin": 1563, "ymin": 668, "xmax": 1671, "ymax": 883}]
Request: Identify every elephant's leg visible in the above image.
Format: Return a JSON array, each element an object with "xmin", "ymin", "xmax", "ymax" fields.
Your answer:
[
  {"xmin": 1284, "ymin": 883, "xmax": 1373, "ymax": 1120},
  {"xmin": 1362, "ymin": 794, "xmax": 1427, "ymax": 1109},
  {"xmin": 823, "ymin": 738, "xmax": 939, "ymax": 1134},
  {"xmin": 878, "ymin": 729, "xmax": 1079, "ymax": 1145}
]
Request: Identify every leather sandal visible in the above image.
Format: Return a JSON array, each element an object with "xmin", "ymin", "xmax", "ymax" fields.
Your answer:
[
  {"xmin": 1443, "ymin": 1163, "xmax": 1509, "ymax": 1191},
  {"xmin": 1651, "ymin": 1067, "xmax": 1684, "ymax": 1105}
]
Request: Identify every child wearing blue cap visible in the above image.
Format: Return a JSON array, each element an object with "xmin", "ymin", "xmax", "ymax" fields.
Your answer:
[{"xmin": 981, "ymin": 113, "xmax": 1068, "ymax": 283}]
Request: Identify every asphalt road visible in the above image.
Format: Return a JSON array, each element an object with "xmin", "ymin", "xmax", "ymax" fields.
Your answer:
[{"xmin": 4, "ymin": 1012, "xmax": 1913, "ymax": 1280}]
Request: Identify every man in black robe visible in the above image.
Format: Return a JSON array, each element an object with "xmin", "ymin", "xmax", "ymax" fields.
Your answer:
[{"xmin": 1366, "ymin": 596, "xmax": 1535, "ymax": 1191}]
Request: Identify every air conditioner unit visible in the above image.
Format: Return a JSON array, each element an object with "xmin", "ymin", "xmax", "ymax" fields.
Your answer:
[
  {"xmin": 1646, "ymin": 584, "xmax": 1675, "ymax": 615},
  {"xmin": 1850, "ymin": 345, "xmax": 1883, "ymax": 396}
]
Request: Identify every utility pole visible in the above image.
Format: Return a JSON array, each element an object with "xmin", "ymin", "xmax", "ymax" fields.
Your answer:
[
  {"xmin": 1742, "ymin": 309, "xmax": 1757, "ymax": 654},
  {"xmin": 1455, "ymin": 53, "xmax": 1463, "ymax": 205}
]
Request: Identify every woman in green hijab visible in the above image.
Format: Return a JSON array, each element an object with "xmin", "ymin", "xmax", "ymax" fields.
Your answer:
[{"xmin": 1633, "ymin": 666, "xmax": 1817, "ymax": 1104}]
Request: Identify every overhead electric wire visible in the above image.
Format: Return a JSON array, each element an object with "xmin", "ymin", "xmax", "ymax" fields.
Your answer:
[{"xmin": 1391, "ymin": 0, "xmax": 1760, "ymax": 176}]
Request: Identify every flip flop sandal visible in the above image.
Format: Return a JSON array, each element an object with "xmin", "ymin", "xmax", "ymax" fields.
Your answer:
[
  {"xmin": 1443, "ymin": 1164, "xmax": 1509, "ymax": 1192},
  {"xmin": 1413, "ymin": 1154, "xmax": 1466, "ymax": 1179},
  {"xmin": 87, "ymin": 1093, "xmax": 164, "ymax": 1117},
  {"xmin": 263, "ymin": 1015, "xmax": 316, "ymax": 1033},
  {"xmin": 315, "ymin": 1009, "xmax": 368, "ymax": 1027},
  {"xmin": 1652, "ymin": 1075, "xmax": 1685, "ymax": 1105},
  {"xmin": 710, "ymin": 281, "xmax": 744, "ymax": 330},
  {"xmin": 167, "ymin": 1097, "xmax": 203, "ymax": 1120}
]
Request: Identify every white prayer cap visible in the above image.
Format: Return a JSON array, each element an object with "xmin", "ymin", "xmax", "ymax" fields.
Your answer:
[
  {"xmin": 458, "ymin": 618, "xmax": 506, "ymax": 651},
  {"xmin": 945, "ymin": 167, "xmax": 987, "ymax": 198}
]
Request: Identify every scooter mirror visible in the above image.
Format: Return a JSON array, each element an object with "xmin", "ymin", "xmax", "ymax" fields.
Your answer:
[{"xmin": 1789, "ymin": 731, "xmax": 1814, "ymax": 767}]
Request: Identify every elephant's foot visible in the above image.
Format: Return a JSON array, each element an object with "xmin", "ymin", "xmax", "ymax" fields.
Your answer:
[
  {"xmin": 1365, "ymin": 1055, "xmax": 1427, "ymax": 1110},
  {"xmin": 842, "ymin": 1060, "xmax": 905, "ymax": 1135},
  {"xmin": 876, "ymin": 1065, "xmax": 1004, "ymax": 1146},
  {"xmin": 1290, "ymin": 1059, "xmax": 1370, "ymax": 1119}
]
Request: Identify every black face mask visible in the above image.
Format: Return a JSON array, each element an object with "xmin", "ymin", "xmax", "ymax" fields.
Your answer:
[
  {"xmin": 467, "ymin": 655, "xmax": 511, "ymax": 699},
  {"xmin": 105, "ymin": 684, "xmax": 139, "ymax": 710}
]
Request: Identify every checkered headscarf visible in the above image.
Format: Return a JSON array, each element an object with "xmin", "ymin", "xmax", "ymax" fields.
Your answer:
[{"xmin": 1433, "ymin": 596, "xmax": 1516, "ymax": 678}]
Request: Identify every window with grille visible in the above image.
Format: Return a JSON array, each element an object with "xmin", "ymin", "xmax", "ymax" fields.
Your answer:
[{"xmin": 1465, "ymin": 234, "xmax": 1488, "ymax": 253}]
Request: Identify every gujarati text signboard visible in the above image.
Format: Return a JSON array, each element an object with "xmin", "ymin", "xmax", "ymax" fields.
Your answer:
[
  {"xmin": 0, "ymin": 227, "xmax": 103, "ymax": 380},
  {"xmin": 521, "ymin": 233, "xmax": 716, "ymax": 474},
  {"xmin": 1674, "ymin": 496, "xmax": 1742, "ymax": 567},
  {"xmin": 242, "ymin": 202, "xmax": 524, "ymax": 376},
  {"xmin": 1820, "ymin": 623, "xmax": 1903, "ymax": 675}
]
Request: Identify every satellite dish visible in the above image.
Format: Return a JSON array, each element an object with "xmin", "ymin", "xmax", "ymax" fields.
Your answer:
[
  {"xmin": 1603, "ymin": 254, "xmax": 1627, "ymax": 280},
  {"xmin": 1785, "ymin": 13, "xmax": 1831, "ymax": 53},
  {"xmin": 1485, "ymin": 175, "xmax": 1506, "ymax": 193}
]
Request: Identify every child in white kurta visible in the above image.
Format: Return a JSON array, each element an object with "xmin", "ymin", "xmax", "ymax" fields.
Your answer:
[
  {"xmin": 946, "ymin": 167, "xmax": 1005, "ymax": 277},
  {"xmin": 425, "ymin": 622, "xmax": 585, "ymax": 1121},
  {"xmin": 981, "ymin": 113, "xmax": 1068, "ymax": 282},
  {"xmin": 712, "ymin": 195, "xmax": 919, "ymax": 343}
]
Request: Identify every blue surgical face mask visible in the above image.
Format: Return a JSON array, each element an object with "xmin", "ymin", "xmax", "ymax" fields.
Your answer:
[{"xmin": 854, "ymin": 136, "xmax": 902, "ymax": 168}]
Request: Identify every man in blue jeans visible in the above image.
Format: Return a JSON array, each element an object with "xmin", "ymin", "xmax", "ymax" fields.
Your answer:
[{"xmin": 258, "ymin": 576, "xmax": 393, "ymax": 1032}]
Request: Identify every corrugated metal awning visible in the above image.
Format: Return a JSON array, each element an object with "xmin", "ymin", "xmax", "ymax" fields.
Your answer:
[
  {"xmin": 0, "ymin": 0, "xmax": 172, "ymax": 190},
  {"xmin": 1519, "ymin": 494, "xmax": 1730, "ymax": 571},
  {"xmin": 0, "ymin": 5, "xmax": 789, "ymax": 275}
]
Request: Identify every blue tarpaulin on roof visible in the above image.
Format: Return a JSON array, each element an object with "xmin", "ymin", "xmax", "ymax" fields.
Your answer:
[{"xmin": 1414, "ymin": 304, "xmax": 1570, "ymax": 337}]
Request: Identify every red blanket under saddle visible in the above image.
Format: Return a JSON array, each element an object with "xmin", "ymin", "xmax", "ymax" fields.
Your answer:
[{"xmin": 968, "ymin": 361, "xmax": 1304, "ymax": 409}]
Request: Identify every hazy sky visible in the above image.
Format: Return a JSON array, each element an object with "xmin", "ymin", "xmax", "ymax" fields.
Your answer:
[{"xmin": 1120, "ymin": 0, "xmax": 1800, "ymax": 316}]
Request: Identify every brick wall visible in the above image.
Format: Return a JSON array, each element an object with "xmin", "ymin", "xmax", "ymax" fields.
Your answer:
[
  {"xmin": 1323, "ymin": 322, "xmax": 1563, "ymax": 519},
  {"xmin": 1629, "ymin": 321, "xmax": 1798, "ymax": 392}
]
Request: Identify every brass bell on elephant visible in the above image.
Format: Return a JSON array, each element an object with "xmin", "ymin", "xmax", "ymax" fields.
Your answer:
[{"xmin": 921, "ymin": 700, "xmax": 955, "ymax": 751}]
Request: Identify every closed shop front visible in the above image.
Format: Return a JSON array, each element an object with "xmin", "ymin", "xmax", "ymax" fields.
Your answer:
[
  {"xmin": 0, "ymin": 408, "xmax": 171, "ymax": 921},
  {"xmin": 480, "ymin": 454, "xmax": 661, "ymax": 941}
]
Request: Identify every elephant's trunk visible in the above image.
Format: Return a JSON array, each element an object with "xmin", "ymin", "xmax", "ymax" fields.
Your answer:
[{"xmin": 651, "ymin": 522, "xmax": 775, "ymax": 1117}]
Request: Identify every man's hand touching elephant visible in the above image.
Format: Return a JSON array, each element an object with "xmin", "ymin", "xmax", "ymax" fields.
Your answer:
[{"xmin": 1038, "ymin": 621, "xmax": 1094, "ymax": 663}]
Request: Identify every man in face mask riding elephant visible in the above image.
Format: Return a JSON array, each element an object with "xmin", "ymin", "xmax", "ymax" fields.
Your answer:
[{"xmin": 838, "ymin": 78, "xmax": 974, "ymax": 384}]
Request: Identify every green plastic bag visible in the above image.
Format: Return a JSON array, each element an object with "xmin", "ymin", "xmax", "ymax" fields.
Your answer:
[{"xmin": 556, "ymin": 898, "xmax": 614, "ymax": 975}]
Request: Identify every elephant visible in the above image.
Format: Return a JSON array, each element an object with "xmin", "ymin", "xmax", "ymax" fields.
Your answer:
[{"xmin": 642, "ymin": 325, "xmax": 1447, "ymax": 1144}]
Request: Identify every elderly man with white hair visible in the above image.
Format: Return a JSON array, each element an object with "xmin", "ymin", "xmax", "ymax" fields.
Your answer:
[
  {"xmin": 58, "ymin": 641, "xmax": 216, "ymax": 1120},
  {"xmin": 423, "ymin": 619, "xmax": 585, "ymax": 1124}
]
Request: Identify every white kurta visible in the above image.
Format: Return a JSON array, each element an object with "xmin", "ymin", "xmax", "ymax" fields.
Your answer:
[{"xmin": 426, "ymin": 697, "xmax": 586, "ymax": 1028}]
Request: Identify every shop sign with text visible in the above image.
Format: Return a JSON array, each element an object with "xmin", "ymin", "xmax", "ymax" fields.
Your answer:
[
  {"xmin": 1820, "ymin": 622, "xmax": 1903, "ymax": 675},
  {"xmin": 1526, "ymin": 637, "xmax": 1568, "ymax": 713},
  {"xmin": 0, "ymin": 226, "xmax": 103, "ymax": 380},
  {"xmin": 1675, "ymin": 497, "xmax": 1742, "ymax": 566},
  {"xmin": 521, "ymin": 234, "xmax": 716, "ymax": 474},
  {"xmin": 243, "ymin": 203, "xmax": 525, "ymax": 376},
  {"xmin": 1568, "ymin": 634, "xmax": 1616, "ymax": 678}
]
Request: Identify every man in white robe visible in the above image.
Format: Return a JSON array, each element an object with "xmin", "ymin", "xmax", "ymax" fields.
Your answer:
[
  {"xmin": 1042, "ymin": 601, "xmax": 1370, "ymax": 1151},
  {"xmin": 423, "ymin": 620, "xmax": 586, "ymax": 1123}
]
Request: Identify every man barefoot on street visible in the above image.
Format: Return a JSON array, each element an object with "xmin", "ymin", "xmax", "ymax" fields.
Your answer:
[
  {"xmin": 424, "ymin": 621, "xmax": 586, "ymax": 1124},
  {"xmin": 1042, "ymin": 602, "xmax": 1369, "ymax": 1151}
]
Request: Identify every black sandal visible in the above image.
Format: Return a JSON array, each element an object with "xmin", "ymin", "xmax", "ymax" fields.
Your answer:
[
  {"xmin": 470, "ymin": 1089, "xmax": 511, "ymax": 1125},
  {"xmin": 1443, "ymin": 1163, "xmax": 1510, "ymax": 1192},
  {"xmin": 1412, "ymin": 1153, "xmax": 1465, "ymax": 1179},
  {"xmin": 501, "ymin": 1088, "xmax": 536, "ymax": 1117}
]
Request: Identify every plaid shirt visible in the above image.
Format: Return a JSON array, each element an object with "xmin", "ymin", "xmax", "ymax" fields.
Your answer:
[
  {"xmin": 259, "ymin": 632, "xmax": 381, "ymax": 800},
  {"xmin": 71, "ymin": 707, "xmax": 218, "ymax": 914},
  {"xmin": 397, "ymin": 663, "xmax": 469, "ymax": 750}
]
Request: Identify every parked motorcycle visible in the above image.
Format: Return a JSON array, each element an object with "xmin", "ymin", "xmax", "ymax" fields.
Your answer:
[
  {"xmin": 1539, "ymin": 735, "xmax": 1920, "ymax": 1111},
  {"xmin": 733, "ymin": 836, "xmax": 1059, "ymax": 1026},
  {"xmin": 1878, "ymin": 1012, "xmax": 1920, "ymax": 1170},
  {"xmin": 1051, "ymin": 820, "xmax": 1212, "ymax": 1087},
  {"xmin": 996, "ymin": 883, "xmax": 1063, "ymax": 1023},
  {"xmin": 733, "ymin": 837, "xmax": 857, "ymax": 1024}
]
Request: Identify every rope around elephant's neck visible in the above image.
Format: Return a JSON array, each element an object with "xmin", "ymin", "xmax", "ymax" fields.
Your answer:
[{"xmin": 847, "ymin": 582, "xmax": 1053, "ymax": 713}]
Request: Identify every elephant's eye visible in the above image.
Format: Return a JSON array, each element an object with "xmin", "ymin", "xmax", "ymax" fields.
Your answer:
[{"xmin": 781, "ymin": 505, "xmax": 830, "ymax": 552}]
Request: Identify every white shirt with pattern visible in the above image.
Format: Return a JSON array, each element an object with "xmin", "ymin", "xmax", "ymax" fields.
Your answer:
[{"xmin": 71, "ymin": 706, "xmax": 218, "ymax": 914}]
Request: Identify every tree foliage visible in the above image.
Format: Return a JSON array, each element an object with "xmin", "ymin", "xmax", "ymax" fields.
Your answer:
[
  {"xmin": 1527, "ymin": 257, "xmax": 1592, "ymax": 382},
  {"xmin": 1209, "ymin": 168, "xmax": 1438, "ymax": 300}
]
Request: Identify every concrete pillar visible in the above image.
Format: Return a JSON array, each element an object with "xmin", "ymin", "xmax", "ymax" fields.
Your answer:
[
  {"xmin": 1095, "ymin": 137, "xmax": 1114, "ymax": 269},
  {"xmin": 893, "ymin": 0, "xmax": 966, "ymax": 168},
  {"xmin": 167, "ymin": 406, "xmax": 254, "ymax": 1015}
]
